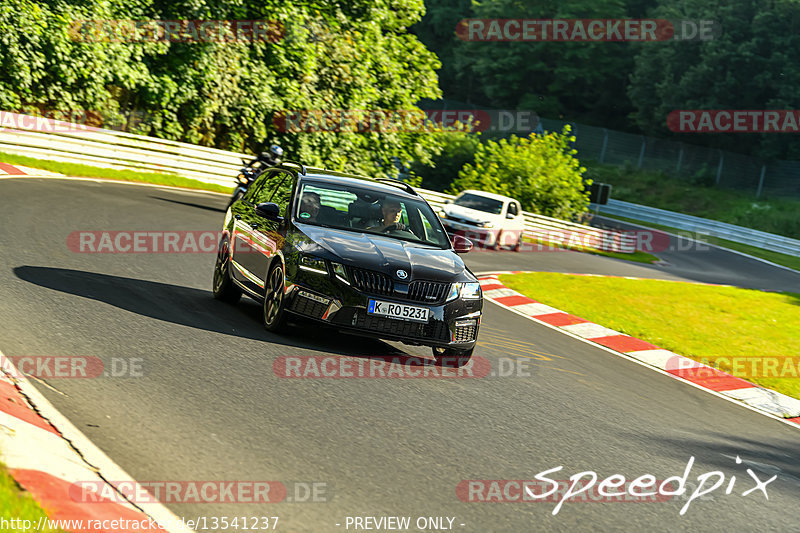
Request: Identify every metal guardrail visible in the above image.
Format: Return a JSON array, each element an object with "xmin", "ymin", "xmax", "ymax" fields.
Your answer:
[
  {"xmin": 0, "ymin": 111, "xmax": 634, "ymax": 253},
  {"xmin": 598, "ymin": 199, "xmax": 800, "ymax": 258},
  {"xmin": 0, "ymin": 113, "xmax": 247, "ymax": 186}
]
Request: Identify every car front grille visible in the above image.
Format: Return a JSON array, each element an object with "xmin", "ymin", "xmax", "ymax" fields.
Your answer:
[
  {"xmin": 332, "ymin": 309, "xmax": 450, "ymax": 342},
  {"xmin": 445, "ymin": 216, "xmax": 478, "ymax": 226},
  {"xmin": 348, "ymin": 267, "xmax": 393, "ymax": 296},
  {"xmin": 348, "ymin": 267, "xmax": 451, "ymax": 304},
  {"xmin": 407, "ymin": 280, "xmax": 450, "ymax": 304}
]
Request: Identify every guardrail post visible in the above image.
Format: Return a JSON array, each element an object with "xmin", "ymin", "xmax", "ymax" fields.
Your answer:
[
  {"xmin": 599, "ymin": 128, "xmax": 609, "ymax": 163},
  {"xmin": 756, "ymin": 165, "xmax": 766, "ymax": 199},
  {"xmin": 637, "ymin": 136, "xmax": 646, "ymax": 169},
  {"xmin": 715, "ymin": 151, "xmax": 724, "ymax": 185}
]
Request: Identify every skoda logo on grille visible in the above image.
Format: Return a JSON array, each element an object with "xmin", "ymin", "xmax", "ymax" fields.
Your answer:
[{"xmin": 396, "ymin": 269, "xmax": 408, "ymax": 280}]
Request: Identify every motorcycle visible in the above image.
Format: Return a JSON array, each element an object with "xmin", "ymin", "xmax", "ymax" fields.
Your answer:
[
  {"xmin": 226, "ymin": 145, "xmax": 284, "ymax": 209},
  {"xmin": 226, "ymin": 159, "xmax": 261, "ymax": 209}
]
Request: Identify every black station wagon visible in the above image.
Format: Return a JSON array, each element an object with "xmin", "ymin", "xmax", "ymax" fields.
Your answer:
[{"xmin": 212, "ymin": 162, "xmax": 482, "ymax": 362}]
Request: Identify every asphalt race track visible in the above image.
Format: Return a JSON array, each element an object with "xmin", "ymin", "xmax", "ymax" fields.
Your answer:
[
  {"xmin": 2, "ymin": 178, "xmax": 800, "ymax": 532},
  {"xmin": 590, "ymin": 215, "xmax": 800, "ymax": 294}
]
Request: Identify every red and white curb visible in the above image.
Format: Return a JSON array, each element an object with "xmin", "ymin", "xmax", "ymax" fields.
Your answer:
[
  {"xmin": 0, "ymin": 163, "xmax": 65, "ymax": 177},
  {"xmin": 478, "ymin": 273, "xmax": 800, "ymax": 427},
  {"xmin": 0, "ymin": 353, "xmax": 193, "ymax": 532},
  {"xmin": 0, "ymin": 162, "xmax": 26, "ymax": 175}
]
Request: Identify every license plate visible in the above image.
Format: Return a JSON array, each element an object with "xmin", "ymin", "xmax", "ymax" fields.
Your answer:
[{"xmin": 368, "ymin": 299, "xmax": 429, "ymax": 323}]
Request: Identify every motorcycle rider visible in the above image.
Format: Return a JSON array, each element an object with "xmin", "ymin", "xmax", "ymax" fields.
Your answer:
[
  {"xmin": 227, "ymin": 144, "xmax": 284, "ymax": 209},
  {"xmin": 247, "ymin": 144, "xmax": 283, "ymax": 170}
]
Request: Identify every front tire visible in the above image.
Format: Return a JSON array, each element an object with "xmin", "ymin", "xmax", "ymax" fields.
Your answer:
[
  {"xmin": 512, "ymin": 232, "xmax": 523, "ymax": 252},
  {"xmin": 432, "ymin": 346, "xmax": 474, "ymax": 368},
  {"xmin": 212, "ymin": 237, "xmax": 242, "ymax": 303},
  {"xmin": 263, "ymin": 262, "xmax": 288, "ymax": 332}
]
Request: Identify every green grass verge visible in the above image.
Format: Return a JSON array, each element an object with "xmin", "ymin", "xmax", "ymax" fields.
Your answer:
[
  {"xmin": 602, "ymin": 213, "xmax": 800, "ymax": 272},
  {"xmin": 522, "ymin": 236, "xmax": 660, "ymax": 264},
  {"xmin": 584, "ymin": 161, "xmax": 800, "ymax": 239},
  {"xmin": 0, "ymin": 151, "xmax": 233, "ymax": 194},
  {"xmin": 0, "ymin": 461, "xmax": 63, "ymax": 532},
  {"xmin": 498, "ymin": 272, "xmax": 800, "ymax": 401}
]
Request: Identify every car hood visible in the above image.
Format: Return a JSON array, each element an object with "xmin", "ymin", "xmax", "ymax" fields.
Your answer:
[
  {"xmin": 296, "ymin": 224, "xmax": 470, "ymax": 282},
  {"xmin": 444, "ymin": 204, "xmax": 500, "ymax": 223}
]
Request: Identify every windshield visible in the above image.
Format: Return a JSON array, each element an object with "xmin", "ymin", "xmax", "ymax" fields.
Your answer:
[
  {"xmin": 453, "ymin": 192, "xmax": 505, "ymax": 214},
  {"xmin": 295, "ymin": 181, "xmax": 451, "ymax": 249}
]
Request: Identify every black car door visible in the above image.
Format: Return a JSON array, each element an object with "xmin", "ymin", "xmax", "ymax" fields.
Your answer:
[{"xmin": 230, "ymin": 170, "xmax": 295, "ymax": 292}]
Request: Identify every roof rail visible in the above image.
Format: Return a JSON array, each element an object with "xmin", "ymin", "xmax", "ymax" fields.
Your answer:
[
  {"xmin": 280, "ymin": 160, "xmax": 307, "ymax": 175},
  {"xmin": 374, "ymin": 178, "xmax": 418, "ymax": 195}
]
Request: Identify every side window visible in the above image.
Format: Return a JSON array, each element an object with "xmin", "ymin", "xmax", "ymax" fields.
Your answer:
[
  {"xmin": 270, "ymin": 173, "xmax": 295, "ymax": 214},
  {"xmin": 248, "ymin": 171, "xmax": 290, "ymax": 205},
  {"xmin": 508, "ymin": 202, "xmax": 519, "ymax": 216}
]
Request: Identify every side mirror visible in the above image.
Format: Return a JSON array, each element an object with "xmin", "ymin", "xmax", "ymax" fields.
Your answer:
[
  {"xmin": 255, "ymin": 202, "xmax": 283, "ymax": 222},
  {"xmin": 451, "ymin": 234, "xmax": 473, "ymax": 254},
  {"xmin": 506, "ymin": 212, "xmax": 515, "ymax": 219}
]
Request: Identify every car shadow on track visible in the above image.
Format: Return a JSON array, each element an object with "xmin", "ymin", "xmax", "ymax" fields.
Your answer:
[
  {"xmin": 150, "ymin": 196, "xmax": 228, "ymax": 213},
  {"xmin": 13, "ymin": 265, "xmax": 416, "ymax": 359}
]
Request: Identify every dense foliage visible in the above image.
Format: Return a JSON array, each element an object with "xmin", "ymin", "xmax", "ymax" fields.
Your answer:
[
  {"xmin": 448, "ymin": 127, "xmax": 590, "ymax": 220},
  {"xmin": 0, "ymin": 0, "xmax": 444, "ymax": 175}
]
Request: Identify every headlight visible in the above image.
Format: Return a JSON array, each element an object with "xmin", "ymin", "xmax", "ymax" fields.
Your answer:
[
  {"xmin": 438, "ymin": 210, "xmax": 448, "ymax": 219},
  {"xmin": 476, "ymin": 221, "xmax": 495, "ymax": 228},
  {"xmin": 460, "ymin": 282, "xmax": 482, "ymax": 300},
  {"xmin": 446, "ymin": 282, "xmax": 482, "ymax": 302},
  {"xmin": 299, "ymin": 254, "xmax": 327, "ymax": 274},
  {"xmin": 331, "ymin": 262, "xmax": 349, "ymax": 284},
  {"xmin": 237, "ymin": 174, "xmax": 248, "ymax": 185}
]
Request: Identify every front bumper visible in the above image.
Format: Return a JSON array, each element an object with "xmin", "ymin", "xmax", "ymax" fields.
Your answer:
[
  {"xmin": 441, "ymin": 221, "xmax": 500, "ymax": 246},
  {"xmin": 283, "ymin": 280, "xmax": 481, "ymax": 349}
]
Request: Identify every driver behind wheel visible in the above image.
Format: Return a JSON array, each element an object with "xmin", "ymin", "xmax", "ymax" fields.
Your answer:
[
  {"xmin": 298, "ymin": 191, "xmax": 321, "ymax": 222},
  {"xmin": 366, "ymin": 199, "xmax": 408, "ymax": 232}
]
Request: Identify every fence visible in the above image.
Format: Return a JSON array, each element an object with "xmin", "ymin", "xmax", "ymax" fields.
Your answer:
[
  {"xmin": 537, "ymin": 117, "xmax": 794, "ymax": 199},
  {"xmin": 0, "ymin": 111, "xmax": 635, "ymax": 253},
  {"xmin": 0, "ymin": 112, "xmax": 247, "ymax": 186},
  {"xmin": 428, "ymin": 98, "xmax": 800, "ymax": 199}
]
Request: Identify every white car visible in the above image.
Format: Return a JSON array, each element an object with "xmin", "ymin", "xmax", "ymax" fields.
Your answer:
[{"xmin": 438, "ymin": 190, "xmax": 526, "ymax": 250}]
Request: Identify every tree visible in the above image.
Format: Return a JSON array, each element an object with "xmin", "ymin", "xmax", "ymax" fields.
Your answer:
[
  {"xmin": 628, "ymin": 0, "xmax": 800, "ymax": 159},
  {"xmin": 411, "ymin": 130, "xmax": 481, "ymax": 191},
  {"xmin": 448, "ymin": 126, "xmax": 590, "ymax": 220},
  {"xmin": 0, "ymin": 0, "xmax": 445, "ymax": 176}
]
